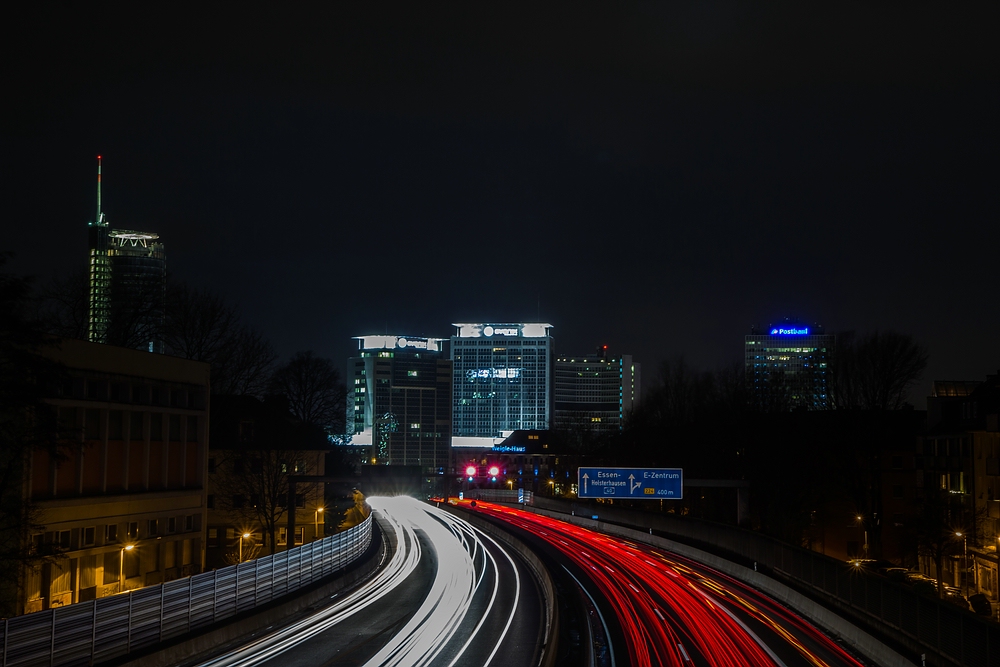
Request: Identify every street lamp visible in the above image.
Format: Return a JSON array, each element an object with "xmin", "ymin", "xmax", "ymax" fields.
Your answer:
[
  {"xmin": 314, "ymin": 507, "xmax": 324, "ymax": 540},
  {"xmin": 239, "ymin": 532, "xmax": 251, "ymax": 563},
  {"xmin": 119, "ymin": 544, "xmax": 135, "ymax": 592},
  {"xmin": 956, "ymin": 531, "xmax": 968, "ymax": 596},
  {"xmin": 856, "ymin": 515, "xmax": 868, "ymax": 556}
]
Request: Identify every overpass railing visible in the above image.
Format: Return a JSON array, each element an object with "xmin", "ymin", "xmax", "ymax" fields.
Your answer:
[
  {"xmin": 1, "ymin": 515, "xmax": 373, "ymax": 667},
  {"xmin": 531, "ymin": 497, "xmax": 998, "ymax": 667}
]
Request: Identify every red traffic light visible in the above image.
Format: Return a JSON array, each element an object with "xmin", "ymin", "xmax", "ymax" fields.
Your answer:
[
  {"xmin": 465, "ymin": 466, "xmax": 477, "ymax": 477},
  {"xmin": 488, "ymin": 466, "xmax": 500, "ymax": 477}
]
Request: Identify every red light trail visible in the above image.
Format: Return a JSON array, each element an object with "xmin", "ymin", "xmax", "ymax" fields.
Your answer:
[{"xmin": 461, "ymin": 501, "xmax": 867, "ymax": 667}]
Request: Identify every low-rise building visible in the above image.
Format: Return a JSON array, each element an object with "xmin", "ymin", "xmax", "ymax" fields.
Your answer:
[{"xmin": 23, "ymin": 338, "xmax": 209, "ymax": 614}]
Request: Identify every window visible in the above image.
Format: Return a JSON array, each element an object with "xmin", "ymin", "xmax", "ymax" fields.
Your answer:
[
  {"xmin": 187, "ymin": 416, "xmax": 198, "ymax": 442},
  {"xmin": 407, "ymin": 370, "xmax": 418, "ymax": 377},
  {"xmin": 168, "ymin": 517, "xmax": 176, "ymax": 533},
  {"xmin": 127, "ymin": 522, "xmax": 138, "ymax": 539},
  {"xmin": 148, "ymin": 519, "xmax": 158, "ymax": 536},
  {"xmin": 83, "ymin": 526, "xmax": 95, "ymax": 546},
  {"xmin": 59, "ymin": 530, "xmax": 71, "ymax": 549},
  {"xmin": 892, "ymin": 485, "xmax": 904, "ymax": 499},
  {"xmin": 278, "ymin": 527, "xmax": 305, "ymax": 546},
  {"xmin": 169, "ymin": 415, "xmax": 181, "ymax": 441},
  {"xmin": 130, "ymin": 412, "xmax": 144, "ymax": 441},
  {"xmin": 208, "ymin": 528, "xmax": 218, "ymax": 540},
  {"xmin": 149, "ymin": 413, "xmax": 163, "ymax": 440},
  {"xmin": 186, "ymin": 515, "xmax": 194, "ymax": 531},
  {"xmin": 105, "ymin": 524, "xmax": 118, "ymax": 543},
  {"xmin": 233, "ymin": 495, "xmax": 245, "ymax": 509},
  {"xmin": 207, "ymin": 494, "xmax": 215, "ymax": 509}
]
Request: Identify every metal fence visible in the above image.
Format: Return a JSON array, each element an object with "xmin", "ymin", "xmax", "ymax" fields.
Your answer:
[
  {"xmin": 532, "ymin": 498, "xmax": 999, "ymax": 667},
  {"xmin": 1, "ymin": 515, "xmax": 373, "ymax": 667}
]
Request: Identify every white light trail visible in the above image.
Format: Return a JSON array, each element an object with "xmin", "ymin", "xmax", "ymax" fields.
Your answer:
[{"xmin": 195, "ymin": 496, "xmax": 522, "ymax": 667}]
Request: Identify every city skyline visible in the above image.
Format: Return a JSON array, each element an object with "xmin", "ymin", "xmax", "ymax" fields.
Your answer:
[{"xmin": 4, "ymin": 4, "xmax": 995, "ymax": 403}]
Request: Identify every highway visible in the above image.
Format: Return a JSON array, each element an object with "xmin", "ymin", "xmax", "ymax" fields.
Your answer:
[
  {"xmin": 190, "ymin": 497, "xmax": 541, "ymax": 667},
  {"xmin": 464, "ymin": 501, "xmax": 870, "ymax": 667}
]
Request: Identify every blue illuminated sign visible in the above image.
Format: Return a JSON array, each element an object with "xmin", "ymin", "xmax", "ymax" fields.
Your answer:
[
  {"xmin": 578, "ymin": 467, "xmax": 683, "ymax": 499},
  {"xmin": 770, "ymin": 327, "xmax": 809, "ymax": 335}
]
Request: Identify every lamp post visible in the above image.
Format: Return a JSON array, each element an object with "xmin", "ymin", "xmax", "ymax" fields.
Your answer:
[
  {"xmin": 856, "ymin": 515, "xmax": 868, "ymax": 556},
  {"xmin": 119, "ymin": 544, "xmax": 134, "ymax": 592},
  {"xmin": 955, "ymin": 531, "xmax": 968, "ymax": 596},
  {"xmin": 239, "ymin": 532, "xmax": 251, "ymax": 563},
  {"xmin": 314, "ymin": 507, "xmax": 324, "ymax": 540}
]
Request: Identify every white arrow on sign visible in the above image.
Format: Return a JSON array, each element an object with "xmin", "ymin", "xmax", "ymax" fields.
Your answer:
[
  {"xmin": 629, "ymin": 474, "xmax": 641, "ymax": 494},
  {"xmin": 582, "ymin": 473, "xmax": 589, "ymax": 494}
]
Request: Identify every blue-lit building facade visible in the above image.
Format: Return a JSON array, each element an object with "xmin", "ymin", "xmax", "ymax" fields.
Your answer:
[
  {"xmin": 745, "ymin": 321, "xmax": 834, "ymax": 410},
  {"xmin": 450, "ymin": 323, "xmax": 554, "ymax": 445},
  {"xmin": 348, "ymin": 336, "xmax": 452, "ymax": 473}
]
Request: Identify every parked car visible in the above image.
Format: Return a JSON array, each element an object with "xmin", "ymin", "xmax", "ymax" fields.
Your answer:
[
  {"xmin": 944, "ymin": 592, "xmax": 972, "ymax": 611},
  {"xmin": 969, "ymin": 593, "xmax": 993, "ymax": 617},
  {"xmin": 878, "ymin": 567, "xmax": 909, "ymax": 583}
]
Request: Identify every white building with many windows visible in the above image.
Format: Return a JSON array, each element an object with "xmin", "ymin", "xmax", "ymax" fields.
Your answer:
[{"xmin": 450, "ymin": 323, "xmax": 553, "ymax": 448}]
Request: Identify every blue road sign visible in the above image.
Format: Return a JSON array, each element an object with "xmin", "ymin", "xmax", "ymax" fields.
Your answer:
[{"xmin": 577, "ymin": 467, "xmax": 683, "ymax": 499}]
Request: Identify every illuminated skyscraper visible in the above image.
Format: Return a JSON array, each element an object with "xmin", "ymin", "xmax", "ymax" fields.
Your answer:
[
  {"xmin": 745, "ymin": 320, "xmax": 834, "ymax": 410},
  {"xmin": 86, "ymin": 157, "xmax": 167, "ymax": 352},
  {"xmin": 348, "ymin": 335, "xmax": 452, "ymax": 472},
  {"xmin": 450, "ymin": 323, "xmax": 554, "ymax": 446},
  {"xmin": 86, "ymin": 156, "xmax": 111, "ymax": 343}
]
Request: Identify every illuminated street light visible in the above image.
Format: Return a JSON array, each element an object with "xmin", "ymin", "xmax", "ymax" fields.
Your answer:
[
  {"xmin": 119, "ymin": 544, "xmax": 135, "ymax": 592},
  {"xmin": 956, "ymin": 531, "xmax": 968, "ymax": 597},
  {"xmin": 240, "ymin": 532, "xmax": 251, "ymax": 563},
  {"xmin": 465, "ymin": 465, "xmax": 476, "ymax": 480},
  {"xmin": 315, "ymin": 507, "xmax": 324, "ymax": 540}
]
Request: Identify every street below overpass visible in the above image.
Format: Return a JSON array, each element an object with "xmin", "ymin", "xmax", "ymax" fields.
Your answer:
[{"xmin": 187, "ymin": 497, "xmax": 541, "ymax": 667}]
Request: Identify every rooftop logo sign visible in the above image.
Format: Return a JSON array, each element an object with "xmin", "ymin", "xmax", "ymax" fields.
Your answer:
[{"xmin": 770, "ymin": 327, "xmax": 809, "ymax": 335}]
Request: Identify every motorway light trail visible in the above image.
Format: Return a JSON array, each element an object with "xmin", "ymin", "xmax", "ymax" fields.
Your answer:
[
  {"xmin": 195, "ymin": 496, "xmax": 524, "ymax": 667},
  {"xmin": 464, "ymin": 501, "xmax": 867, "ymax": 667}
]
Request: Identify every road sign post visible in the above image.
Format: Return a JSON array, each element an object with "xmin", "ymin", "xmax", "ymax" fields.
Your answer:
[{"xmin": 578, "ymin": 467, "xmax": 683, "ymax": 499}]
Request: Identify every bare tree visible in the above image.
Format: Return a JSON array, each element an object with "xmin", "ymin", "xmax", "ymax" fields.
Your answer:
[
  {"xmin": 831, "ymin": 331, "xmax": 929, "ymax": 410},
  {"xmin": 162, "ymin": 283, "xmax": 276, "ymax": 395},
  {"xmin": 0, "ymin": 256, "xmax": 68, "ymax": 617},
  {"xmin": 33, "ymin": 271, "xmax": 88, "ymax": 341},
  {"xmin": 269, "ymin": 351, "xmax": 347, "ymax": 432},
  {"xmin": 214, "ymin": 448, "xmax": 319, "ymax": 554}
]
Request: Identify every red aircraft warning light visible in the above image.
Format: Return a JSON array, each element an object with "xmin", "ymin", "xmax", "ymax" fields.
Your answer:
[{"xmin": 465, "ymin": 465, "xmax": 477, "ymax": 477}]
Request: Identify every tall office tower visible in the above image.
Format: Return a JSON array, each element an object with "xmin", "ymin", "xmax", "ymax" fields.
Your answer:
[
  {"xmin": 554, "ymin": 347, "xmax": 640, "ymax": 436},
  {"xmin": 745, "ymin": 320, "xmax": 834, "ymax": 410},
  {"xmin": 108, "ymin": 230, "xmax": 167, "ymax": 353},
  {"xmin": 450, "ymin": 323, "xmax": 554, "ymax": 445},
  {"xmin": 85, "ymin": 157, "xmax": 167, "ymax": 352},
  {"xmin": 87, "ymin": 156, "xmax": 111, "ymax": 343},
  {"xmin": 348, "ymin": 336, "xmax": 452, "ymax": 471}
]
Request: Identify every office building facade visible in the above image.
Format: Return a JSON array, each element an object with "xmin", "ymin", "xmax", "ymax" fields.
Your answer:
[
  {"xmin": 349, "ymin": 336, "xmax": 451, "ymax": 472},
  {"xmin": 21, "ymin": 338, "xmax": 209, "ymax": 614},
  {"xmin": 451, "ymin": 323, "xmax": 553, "ymax": 445},
  {"xmin": 745, "ymin": 321, "xmax": 834, "ymax": 410},
  {"xmin": 554, "ymin": 348, "xmax": 640, "ymax": 436}
]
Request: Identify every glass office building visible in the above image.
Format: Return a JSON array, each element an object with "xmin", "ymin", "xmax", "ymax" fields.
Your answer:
[
  {"xmin": 745, "ymin": 321, "xmax": 834, "ymax": 410},
  {"xmin": 451, "ymin": 323, "xmax": 554, "ymax": 445},
  {"xmin": 349, "ymin": 335, "xmax": 451, "ymax": 472},
  {"xmin": 554, "ymin": 349, "xmax": 640, "ymax": 436}
]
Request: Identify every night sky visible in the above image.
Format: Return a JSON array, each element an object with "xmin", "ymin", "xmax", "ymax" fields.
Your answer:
[{"xmin": 4, "ymin": 3, "xmax": 997, "ymax": 402}]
